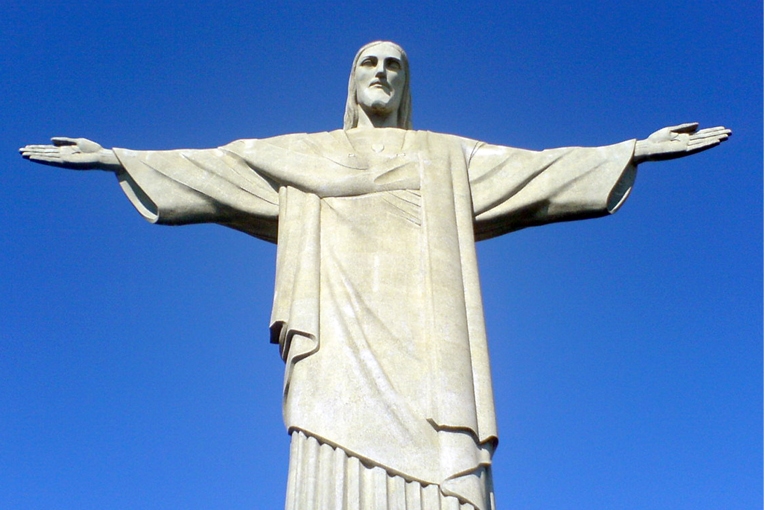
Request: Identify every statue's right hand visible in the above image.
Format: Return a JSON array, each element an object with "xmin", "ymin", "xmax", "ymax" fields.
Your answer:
[{"xmin": 19, "ymin": 137, "xmax": 120, "ymax": 171}]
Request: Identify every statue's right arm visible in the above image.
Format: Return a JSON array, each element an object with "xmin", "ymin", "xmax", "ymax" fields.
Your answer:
[{"xmin": 19, "ymin": 137, "xmax": 124, "ymax": 172}]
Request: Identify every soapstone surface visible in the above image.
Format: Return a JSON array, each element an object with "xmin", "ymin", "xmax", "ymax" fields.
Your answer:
[{"xmin": 18, "ymin": 41, "xmax": 730, "ymax": 510}]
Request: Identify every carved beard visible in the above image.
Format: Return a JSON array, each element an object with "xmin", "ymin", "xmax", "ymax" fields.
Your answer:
[{"xmin": 360, "ymin": 89, "xmax": 399, "ymax": 116}]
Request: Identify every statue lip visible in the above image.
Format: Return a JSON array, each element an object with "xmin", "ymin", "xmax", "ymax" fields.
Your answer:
[{"xmin": 369, "ymin": 80, "xmax": 390, "ymax": 91}]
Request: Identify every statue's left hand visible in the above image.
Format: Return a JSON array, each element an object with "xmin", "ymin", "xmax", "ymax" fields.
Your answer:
[{"xmin": 633, "ymin": 123, "xmax": 731, "ymax": 163}]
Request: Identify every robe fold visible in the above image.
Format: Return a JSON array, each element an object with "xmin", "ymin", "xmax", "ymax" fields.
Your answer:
[{"xmin": 113, "ymin": 129, "xmax": 636, "ymax": 509}]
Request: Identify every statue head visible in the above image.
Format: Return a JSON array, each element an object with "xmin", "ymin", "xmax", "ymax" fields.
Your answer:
[{"xmin": 343, "ymin": 41, "xmax": 412, "ymax": 130}]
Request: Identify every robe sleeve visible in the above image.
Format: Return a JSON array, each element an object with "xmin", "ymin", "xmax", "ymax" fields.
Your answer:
[
  {"xmin": 467, "ymin": 140, "xmax": 637, "ymax": 241},
  {"xmin": 112, "ymin": 145, "xmax": 280, "ymax": 243}
]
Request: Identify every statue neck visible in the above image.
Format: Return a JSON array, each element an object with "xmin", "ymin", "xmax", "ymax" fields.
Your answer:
[{"xmin": 356, "ymin": 106, "xmax": 399, "ymax": 129}]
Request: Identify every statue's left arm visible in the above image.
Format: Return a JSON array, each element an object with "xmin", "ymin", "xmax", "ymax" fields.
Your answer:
[
  {"xmin": 467, "ymin": 123, "xmax": 730, "ymax": 240},
  {"xmin": 632, "ymin": 123, "xmax": 730, "ymax": 163}
]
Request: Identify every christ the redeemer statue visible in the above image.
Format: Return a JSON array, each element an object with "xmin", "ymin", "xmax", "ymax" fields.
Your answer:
[{"xmin": 20, "ymin": 41, "xmax": 730, "ymax": 510}]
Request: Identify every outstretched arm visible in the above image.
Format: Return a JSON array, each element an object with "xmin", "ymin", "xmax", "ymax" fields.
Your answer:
[
  {"xmin": 19, "ymin": 137, "xmax": 123, "ymax": 172},
  {"xmin": 633, "ymin": 123, "xmax": 731, "ymax": 164}
]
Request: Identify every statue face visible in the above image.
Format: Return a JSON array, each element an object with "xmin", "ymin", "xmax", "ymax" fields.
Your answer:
[{"xmin": 354, "ymin": 42, "xmax": 406, "ymax": 116}]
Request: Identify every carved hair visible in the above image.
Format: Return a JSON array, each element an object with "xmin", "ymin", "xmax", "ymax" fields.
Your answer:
[{"xmin": 343, "ymin": 41, "xmax": 413, "ymax": 130}]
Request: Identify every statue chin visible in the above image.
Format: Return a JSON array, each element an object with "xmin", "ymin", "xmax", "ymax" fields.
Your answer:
[
  {"xmin": 365, "ymin": 102, "xmax": 395, "ymax": 116},
  {"xmin": 358, "ymin": 89, "xmax": 400, "ymax": 116}
]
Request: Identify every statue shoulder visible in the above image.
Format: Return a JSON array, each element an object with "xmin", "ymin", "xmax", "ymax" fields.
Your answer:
[
  {"xmin": 221, "ymin": 130, "xmax": 356, "ymax": 163},
  {"xmin": 223, "ymin": 133, "xmax": 343, "ymax": 161},
  {"xmin": 415, "ymin": 130, "xmax": 485, "ymax": 157},
  {"xmin": 222, "ymin": 132, "xmax": 314, "ymax": 150}
]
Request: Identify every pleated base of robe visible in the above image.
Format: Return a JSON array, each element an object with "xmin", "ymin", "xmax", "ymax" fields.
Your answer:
[{"xmin": 286, "ymin": 430, "xmax": 494, "ymax": 510}]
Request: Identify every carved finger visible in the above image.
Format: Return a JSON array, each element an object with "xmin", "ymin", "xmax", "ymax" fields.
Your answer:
[
  {"xmin": 688, "ymin": 137, "xmax": 723, "ymax": 148},
  {"xmin": 689, "ymin": 132, "xmax": 728, "ymax": 143},
  {"xmin": 28, "ymin": 154, "xmax": 65, "ymax": 164},
  {"xmin": 688, "ymin": 133, "xmax": 730, "ymax": 147},
  {"xmin": 21, "ymin": 149, "xmax": 61, "ymax": 158},
  {"xmin": 20, "ymin": 144, "xmax": 57, "ymax": 151},
  {"xmin": 687, "ymin": 139, "xmax": 721, "ymax": 152},
  {"xmin": 21, "ymin": 148, "xmax": 54, "ymax": 156},
  {"xmin": 51, "ymin": 137, "xmax": 78, "ymax": 146},
  {"xmin": 669, "ymin": 122, "xmax": 699, "ymax": 134},
  {"xmin": 693, "ymin": 127, "xmax": 731, "ymax": 137}
]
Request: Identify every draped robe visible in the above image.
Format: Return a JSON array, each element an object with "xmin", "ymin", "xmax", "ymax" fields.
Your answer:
[{"xmin": 113, "ymin": 129, "xmax": 636, "ymax": 509}]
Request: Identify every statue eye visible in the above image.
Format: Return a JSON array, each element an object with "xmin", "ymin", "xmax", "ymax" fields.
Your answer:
[
  {"xmin": 360, "ymin": 57, "xmax": 377, "ymax": 67},
  {"xmin": 387, "ymin": 59, "xmax": 401, "ymax": 71}
]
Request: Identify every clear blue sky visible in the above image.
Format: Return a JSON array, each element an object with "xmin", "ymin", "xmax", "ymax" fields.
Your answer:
[{"xmin": 1, "ymin": 1, "xmax": 761, "ymax": 509}]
